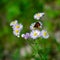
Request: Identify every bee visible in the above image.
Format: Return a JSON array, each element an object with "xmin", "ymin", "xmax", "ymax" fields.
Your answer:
[{"xmin": 34, "ymin": 22, "xmax": 40, "ymax": 28}]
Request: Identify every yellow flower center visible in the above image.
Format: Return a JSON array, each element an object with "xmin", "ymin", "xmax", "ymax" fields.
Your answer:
[
  {"xmin": 43, "ymin": 32, "xmax": 47, "ymax": 36},
  {"xmin": 36, "ymin": 13, "xmax": 40, "ymax": 17},
  {"xmin": 15, "ymin": 30, "xmax": 19, "ymax": 33},
  {"xmin": 16, "ymin": 25, "xmax": 20, "ymax": 28},
  {"xmin": 34, "ymin": 32, "xmax": 37, "ymax": 36}
]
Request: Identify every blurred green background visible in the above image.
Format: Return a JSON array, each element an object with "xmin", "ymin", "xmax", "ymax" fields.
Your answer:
[{"xmin": 0, "ymin": 0, "xmax": 60, "ymax": 60}]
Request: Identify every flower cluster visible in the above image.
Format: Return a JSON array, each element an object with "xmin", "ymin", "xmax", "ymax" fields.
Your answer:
[
  {"xmin": 10, "ymin": 20, "xmax": 23, "ymax": 37},
  {"xmin": 21, "ymin": 13, "xmax": 49, "ymax": 39},
  {"xmin": 10, "ymin": 13, "xmax": 49, "ymax": 39}
]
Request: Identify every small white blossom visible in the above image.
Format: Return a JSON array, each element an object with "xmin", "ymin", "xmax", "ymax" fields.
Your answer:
[
  {"xmin": 13, "ymin": 24, "xmax": 23, "ymax": 31},
  {"xmin": 41, "ymin": 30, "xmax": 49, "ymax": 39},
  {"xmin": 13, "ymin": 29, "xmax": 20, "ymax": 37},
  {"xmin": 10, "ymin": 20, "xmax": 18, "ymax": 26},
  {"xmin": 21, "ymin": 33, "xmax": 30, "ymax": 39},
  {"xmin": 30, "ymin": 22, "xmax": 42, "ymax": 30},
  {"xmin": 34, "ymin": 13, "xmax": 44, "ymax": 20},
  {"xmin": 21, "ymin": 34, "xmax": 25, "ymax": 38},
  {"xmin": 30, "ymin": 30, "xmax": 41, "ymax": 39},
  {"xmin": 30, "ymin": 22, "xmax": 35, "ymax": 30},
  {"xmin": 10, "ymin": 20, "xmax": 23, "ymax": 37}
]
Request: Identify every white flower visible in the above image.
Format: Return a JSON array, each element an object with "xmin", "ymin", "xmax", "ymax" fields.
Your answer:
[
  {"xmin": 10, "ymin": 20, "xmax": 23, "ymax": 37},
  {"xmin": 21, "ymin": 33, "xmax": 30, "ymax": 39},
  {"xmin": 30, "ymin": 30, "xmax": 41, "ymax": 39},
  {"xmin": 12, "ymin": 24, "xmax": 23, "ymax": 37},
  {"xmin": 30, "ymin": 23, "xmax": 35, "ymax": 30},
  {"xmin": 13, "ymin": 29, "xmax": 20, "ymax": 37},
  {"xmin": 34, "ymin": 13, "xmax": 44, "ymax": 20},
  {"xmin": 30, "ymin": 22, "xmax": 42, "ymax": 30},
  {"xmin": 21, "ymin": 34, "xmax": 25, "ymax": 37},
  {"xmin": 41, "ymin": 30, "xmax": 49, "ymax": 39},
  {"xmin": 13, "ymin": 24, "xmax": 23, "ymax": 31},
  {"xmin": 10, "ymin": 20, "xmax": 18, "ymax": 26}
]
